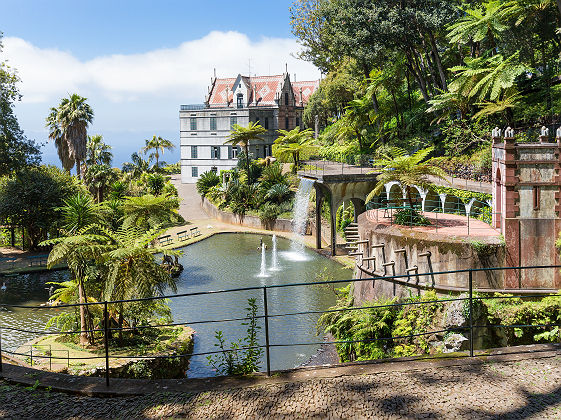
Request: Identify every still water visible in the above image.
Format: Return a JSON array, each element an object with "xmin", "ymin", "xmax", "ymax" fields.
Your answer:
[{"xmin": 0, "ymin": 233, "xmax": 352, "ymax": 377}]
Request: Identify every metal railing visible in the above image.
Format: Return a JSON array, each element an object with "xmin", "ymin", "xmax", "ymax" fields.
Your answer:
[
  {"xmin": 180, "ymin": 104, "xmax": 206, "ymax": 111},
  {"xmin": 364, "ymin": 197, "xmax": 499, "ymax": 236},
  {"xmin": 0, "ymin": 265, "xmax": 560, "ymax": 387}
]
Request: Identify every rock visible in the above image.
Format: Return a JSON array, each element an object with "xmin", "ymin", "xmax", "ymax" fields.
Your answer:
[
  {"xmin": 443, "ymin": 333, "xmax": 468, "ymax": 353},
  {"xmin": 443, "ymin": 295, "xmax": 468, "ymax": 329}
]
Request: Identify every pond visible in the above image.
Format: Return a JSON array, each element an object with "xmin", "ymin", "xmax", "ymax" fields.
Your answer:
[{"xmin": 0, "ymin": 233, "xmax": 352, "ymax": 377}]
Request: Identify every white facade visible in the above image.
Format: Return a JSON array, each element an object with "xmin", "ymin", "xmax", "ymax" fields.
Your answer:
[{"xmin": 179, "ymin": 73, "xmax": 318, "ymax": 183}]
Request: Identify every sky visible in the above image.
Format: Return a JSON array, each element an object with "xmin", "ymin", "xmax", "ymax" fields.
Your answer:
[{"xmin": 0, "ymin": 0, "xmax": 319, "ymax": 168}]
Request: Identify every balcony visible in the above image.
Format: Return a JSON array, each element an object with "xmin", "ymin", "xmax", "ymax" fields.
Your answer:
[{"xmin": 180, "ymin": 104, "xmax": 206, "ymax": 111}]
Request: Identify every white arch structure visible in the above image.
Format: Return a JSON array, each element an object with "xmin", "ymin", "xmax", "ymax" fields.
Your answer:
[
  {"xmin": 381, "ymin": 182, "xmax": 490, "ymax": 216},
  {"xmin": 383, "ymin": 182, "xmax": 429, "ymax": 211}
]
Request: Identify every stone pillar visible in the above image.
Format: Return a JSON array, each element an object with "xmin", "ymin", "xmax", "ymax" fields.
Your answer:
[
  {"xmin": 315, "ymin": 185, "xmax": 323, "ymax": 249},
  {"xmin": 330, "ymin": 198, "xmax": 337, "ymax": 256}
]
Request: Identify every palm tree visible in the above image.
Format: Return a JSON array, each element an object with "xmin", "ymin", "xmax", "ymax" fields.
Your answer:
[
  {"xmin": 224, "ymin": 122, "xmax": 266, "ymax": 183},
  {"xmin": 142, "ymin": 135, "xmax": 175, "ymax": 168},
  {"xmin": 122, "ymin": 194, "xmax": 184, "ymax": 231},
  {"xmin": 429, "ymin": 53, "xmax": 528, "ymax": 122},
  {"xmin": 84, "ymin": 164, "xmax": 116, "ymax": 202},
  {"xmin": 447, "ymin": 1, "xmax": 518, "ymax": 56},
  {"xmin": 366, "ymin": 147, "xmax": 447, "ymax": 209},
  {"xmin": 59, "ymin": 95, "xmax": 94, "ymax": 177},
  {"xmin": 46, "ymin": 107, "xmax": 75, "ymax": 172},
  {"xmin": 42, "ymin": 229, "xmax": 108, "ymax": 345},
  {"xmin": 86, "ymin": 135, "xmax": 112, "ymax": 167},
  {"xmin": 59, "ymin": 193, "xmax": 102, "ymax": 234},
  {"xmin": 97, "ymin": 224, "xmax": 179, "ymax": 339},
  {"xmin": 52, "ymin": 94, "xmax": 94, "ymax": 179},
  {"xmin": 122, "ymin": 152, "xmax": 152, "ymax": 177},
  {"xmin": 274, "ymin": 127, "xmax": 315, "ymax": 170}
]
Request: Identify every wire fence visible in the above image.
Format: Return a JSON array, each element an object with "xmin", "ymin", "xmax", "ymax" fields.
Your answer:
[{"xmin": 1, "ymin": 265, "xmax": 560, "ymax": 387}]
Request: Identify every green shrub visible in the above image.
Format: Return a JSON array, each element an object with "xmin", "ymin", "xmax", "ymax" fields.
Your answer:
[
  {"xmin": 146, "ymin": 173, "xmax": 166, "ymax": 196},
  {"xmin": 258, "ymin": 202, "xmax": 282, "ymax": 223},
  {"xmin": 196, "ymin": 171, "xmax": 220, "ymax": 197},
  {"xmin": 393, "ymin": 208, "xmax": 430, "ymax": 226},
  {"xmin": 392, "ymin": 290, "xmax": 444, "ymax": 357},
  {"xmin": 318, "ymin": 285, "xmax": 398, "ymax": 362},
  {"xmin": 486, "ymin": 294, "xmax": 561, "ymax": 345}
]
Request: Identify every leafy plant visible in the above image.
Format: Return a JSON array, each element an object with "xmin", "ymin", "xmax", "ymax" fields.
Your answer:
[
  {"xmin": 393, "ymin": 208, "xmax": 431, "ymax": 226},
  {"xmin": 196, "ymin": 171, "xmax": 221, "ymax": 197},
  {"xmin": 206, "ymin": 298, "xmax": 263, "ymax": 375}
]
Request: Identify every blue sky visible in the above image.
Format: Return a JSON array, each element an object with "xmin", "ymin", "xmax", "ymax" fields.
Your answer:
[{"xmin": 1, "ymin": 1, "xmax": 318, "ymax": 168}]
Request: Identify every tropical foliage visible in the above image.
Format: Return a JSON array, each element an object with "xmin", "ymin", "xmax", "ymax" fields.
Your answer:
[
  {"xmin": 0, "ymin": 33, "xmax": 41, "ymax": 175},
  {"xmin": 291, "ymin": 0, "xmax": 561, "ymax": 166},
  {"xmin": 366, "ymin": 147, "xmax": 446, "ymax": 208},
  {"xmin": 46, "ymin": 94, "xmax": 94, "ymax": 177},
  {"xmin": 223, "ymin": 122, "xmax": 266, "ymax": 183}
]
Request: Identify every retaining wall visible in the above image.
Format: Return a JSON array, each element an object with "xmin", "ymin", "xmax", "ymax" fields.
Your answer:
[
  {"xmin": 353, "ymin": 212, "xmax": 506, "ymax": 304},
  {"xmin": 201, "ymin": 197, "xmax": 294, "ymax": 232}
]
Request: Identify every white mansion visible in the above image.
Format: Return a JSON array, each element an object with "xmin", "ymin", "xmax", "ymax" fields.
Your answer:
[{"xmin": 179, "ymin": 72, "xmax": 319, "ymax": 183}]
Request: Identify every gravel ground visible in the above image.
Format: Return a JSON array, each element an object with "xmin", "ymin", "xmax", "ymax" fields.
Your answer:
[{"xmin": 1, "ymin": 356, "xmax": 561, "ymax": 419}]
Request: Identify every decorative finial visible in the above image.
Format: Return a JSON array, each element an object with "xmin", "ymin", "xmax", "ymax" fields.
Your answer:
[
  {"xmin": 540, "ymin": 126, "xmax": 550, "ymax": 143},
  {"xmin": 504, "ymin": 127, "xmax": 515, "ymax": 139}
]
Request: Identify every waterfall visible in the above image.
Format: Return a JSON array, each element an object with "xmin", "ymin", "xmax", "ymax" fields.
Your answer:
[
  {"xmin": 270, "ymin": 234, "xmax": 281, "ymax": 271},
  {"xmin": 282, "ymin": 178, "xmax": 314, "ymax": 262},
  {"xmin": 257, "ymin": 245, "xmax": 269, "ymax": 278}
]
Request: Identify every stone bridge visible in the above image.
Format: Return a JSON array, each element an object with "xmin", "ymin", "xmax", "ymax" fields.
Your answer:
[{"xmin": 298, "ymin": 161, "xmax": 491, "ymax": 255}]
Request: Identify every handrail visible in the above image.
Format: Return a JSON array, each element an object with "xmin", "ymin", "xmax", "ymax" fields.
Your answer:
[{"xmin": 1, "ymin": 264, "xmax": 561, "ymax": 386}]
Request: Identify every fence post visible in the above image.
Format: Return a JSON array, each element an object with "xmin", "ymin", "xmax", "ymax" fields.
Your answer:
[
  {"xmin": 469, "ymin": 270, "xmax": 474, "ymax": 357},
  {"xmin": 262, "ymin": 287, "xmax": 271, "ymax": 376},
  {"xmin": 104, "ymin": 301, "xmax": 110, "ymax": 387}
]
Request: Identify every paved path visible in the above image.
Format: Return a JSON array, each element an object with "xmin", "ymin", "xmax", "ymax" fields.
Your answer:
[
  {"xmin": 1, "ymin": 346, "xmax": 561, "ymax": 419},
  {"xmin": 366, "ymin": 209, "xmax": 500, "ymax": 238}
]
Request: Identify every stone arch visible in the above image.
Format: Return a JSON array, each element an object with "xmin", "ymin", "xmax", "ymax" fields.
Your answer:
[{"xmin": 350, "ymin": 198, "xmax": 366, "ymax": 223}]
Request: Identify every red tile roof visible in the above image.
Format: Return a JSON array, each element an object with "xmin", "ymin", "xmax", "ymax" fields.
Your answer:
[
  {"xmin": 292, "ymin": 80, "xmax": 320, "ymax": 106},
  {"xmin": 207, "ymin": 74, "xmax": 319, "ymax": 108}
]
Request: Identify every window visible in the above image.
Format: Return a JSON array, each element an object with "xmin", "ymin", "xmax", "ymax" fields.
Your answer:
[
  {"xmin": 190, "ymin": 117, "xmax": 197, "ymax": 131},
  {"xmin": 212, "ymin": 146, "xmax": 221, "ymax": 159},
  {"xmin": 230, "ymin": 116, "xmax": 237, "ymax": 129},
  {"xmin": 285, "ymin": 117, "xmax": 289, "ymax": 129},
  {"xmin": 237, "ymin": 94, "xmax": 244, "ymax": 108},
  {"xmin": 211, "ymin": 166, "xmax": 218, "ymax": 173},
  {"xmin": 191, "ymin": 145, "xmax": 198, "ymax": 159},
  {"xmin": 296, "ymin": 117, "xmax": 300, "ymax": 128},
  {"xmin": 192, "ymin": 167, "xmax": 198, "ymax": 177},
  {"xmin": 284, "ymin": 93, "xmax": 289, "ymax": 106},
  {"xmin": 533, "ymin": 186, "xmax": 540, "ymax": 210},
  {"xmin": 264, "ymin": 117, "xmax": 269, "ymax": 130},
  {"xmin": 232, "ymin": 146, "xmax": 239, "ymax": 159},
  {"xmin": 265, "ymin": 145, "xmax": 272, "ymax": 156},
  {"xmin": 210, "ymin": 116, "xmax": 217, "ymax": 131}
]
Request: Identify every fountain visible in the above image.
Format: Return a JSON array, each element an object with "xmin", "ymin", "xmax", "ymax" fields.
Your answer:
[
  {"xmin": 270, "ymin": 234, "xmax": 281, "ymax": 271},
  {"xmin": 257, "ymin": 244, "xmax": 269, "ymax": 278},
  {"xmin": 282, "ymin": 178, "xmax": 315, "ymax": 262}
]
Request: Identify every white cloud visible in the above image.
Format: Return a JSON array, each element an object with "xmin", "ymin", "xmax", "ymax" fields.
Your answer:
[{"xmin": 2, "ymin": 31, "xmax": 319, "ymax": 104}]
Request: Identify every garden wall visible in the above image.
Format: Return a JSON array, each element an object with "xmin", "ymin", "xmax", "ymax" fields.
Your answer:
[
  {"xmin": 353, "ymin": 212, "xmax": 506, "ymax": 304},
  {"xmin": 201, "ymin": 197, "xmax": 294, "ymax": 232}
]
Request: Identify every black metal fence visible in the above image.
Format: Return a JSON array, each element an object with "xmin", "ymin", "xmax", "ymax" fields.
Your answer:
[{"xmin": 1, "ymin": 265, "xmax": 560, "ymax": 387}]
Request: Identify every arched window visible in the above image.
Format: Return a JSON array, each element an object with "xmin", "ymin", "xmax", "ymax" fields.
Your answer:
[{"xmin": 237, "ymin": 94, "xmax": 244, "ymax": 108}]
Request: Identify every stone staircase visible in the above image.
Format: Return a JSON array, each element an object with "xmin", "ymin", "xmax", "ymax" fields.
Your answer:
[{"xmin": 344, "ymin": 223, "xmax": 360, "ymax": 254}]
